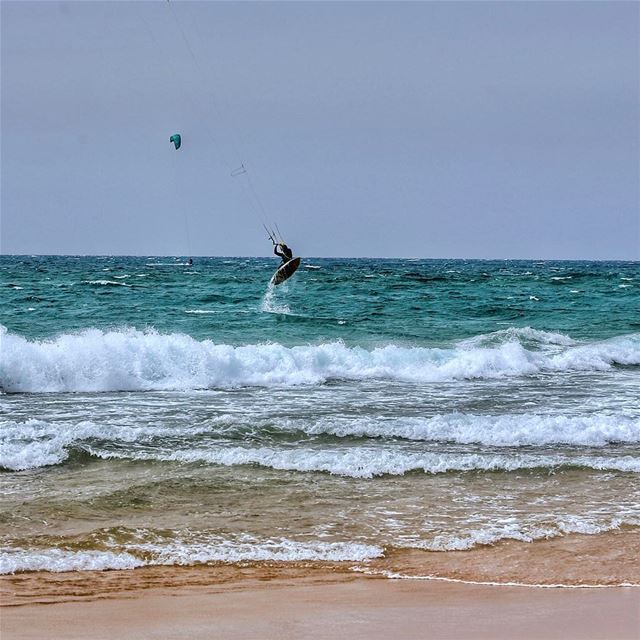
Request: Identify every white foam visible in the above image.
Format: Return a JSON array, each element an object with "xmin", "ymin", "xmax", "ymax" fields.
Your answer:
[
  {"xmin": 123, "ymin": 535, "xmax": 383, "ymax": 565},
  {"xmin": 418, "ymin": 516, "xmax": 634, "ymax": 552},
  {"xmin": 353, "ymin": 567, "xmax": 640, "ymax": 589},
  {"xmin": 0, "ymin": 537, "xmax": 382, "ymax": 574},
  {"xmin": 81, "ymin": 280, "xmax": 131, "ymax": 287},
  {"xmin": 1, "ymin": 326, "xmax": 638, "ymax": 393},
  {"xmin": 0, "ymin": 418, "xmax": 108, "ymax": 471},
  {"xmin": 4, "ymin": 413, "xmax": 638, "ymax": 472},
  {"xmin": 0, "ymin": 418, "xmax": 232, "ymax": 471},
  {"xmin": 94, "ymin": 445, "xmax": 640, "ymax": 478},
  {"xmin": 299, "ymin": 414, "xmax": 640, "ymax": 447},
  {"xmin": 0, "ymin": 548, "xmax": 143, "ymax": 574},
  {"xmin": 0, "ymin": 436, "xmax": 70, "ymax": 471}
]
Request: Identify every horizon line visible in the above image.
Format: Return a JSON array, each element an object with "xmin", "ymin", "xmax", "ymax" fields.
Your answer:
[{"xmin": 1, "ymin": 254, "xmax": 638, "ymax": 263}]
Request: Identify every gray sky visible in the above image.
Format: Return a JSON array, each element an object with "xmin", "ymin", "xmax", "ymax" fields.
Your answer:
[{"xmin": 1, "ymin": 1, "xmax": 639, "ymax": 259}]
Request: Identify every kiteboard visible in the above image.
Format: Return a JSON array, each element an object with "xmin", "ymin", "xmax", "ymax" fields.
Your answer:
[{"xmin": 271, "ymin": 257, "xmax": 301, "ymax": 285}]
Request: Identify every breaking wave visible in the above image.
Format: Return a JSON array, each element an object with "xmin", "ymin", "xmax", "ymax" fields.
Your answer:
[
  {"xmin": 2, "ymin": 412, "xmax": 639, "ymax": 472},
  {"xmin": 0, "ymin": 536, "xmax": 382, "ymax": 574},
  {"xmin": 297, "ymin": 413, "xmax": 640, "ymax": 447},
  {"xmin": 413, "ymin": 516, "xmax": 636, "ymax": 552},
  {"xmin": 89, "ymin": 447, "xmax": 640, "ymax": 478},
  {"xmin": 0, "ymin": 433, "xmax": 640, "ymax": 478},
  {"xmin": 2, "ymin": 521, "xmax": 637, "ymax": 574},
  {"xmin": 0, "ymin": 549, "xmax": 143, "ymax": 574},
  {"xmin": 1, "ymin": 326, "xmax": 638, "ymax": 393}
]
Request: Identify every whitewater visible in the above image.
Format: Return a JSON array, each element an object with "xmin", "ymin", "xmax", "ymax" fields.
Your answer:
[
  {"xmin": 1, "ymin": 256, "xmax": 638, "ymax": 576},
  {"xmin": 2, "ymin": 326, "xmax": 639, "ymax": 393}
]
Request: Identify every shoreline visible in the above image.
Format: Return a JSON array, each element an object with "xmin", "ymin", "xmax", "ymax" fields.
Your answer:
[
  {"xmin": 3, "ymin": 528, "xmax": 638, "ymax": 607},
  {"xmin": 2, "ymin": 530, "xmax": 639, "ymax": 639}
]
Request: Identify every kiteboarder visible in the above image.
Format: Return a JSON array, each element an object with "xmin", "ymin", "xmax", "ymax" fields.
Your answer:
[
  {"xmin": 274, "ymin": 242, "xmax": 293, "ymax": 264},
  {"xmin": 264, "ymin": 225, "xmax": 300, "ymax": 284}
]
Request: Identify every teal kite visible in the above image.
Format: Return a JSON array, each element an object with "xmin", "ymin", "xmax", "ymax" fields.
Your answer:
[{"xmin": 169, "ymin": 134, "xmax": 181, "ymax": 150}]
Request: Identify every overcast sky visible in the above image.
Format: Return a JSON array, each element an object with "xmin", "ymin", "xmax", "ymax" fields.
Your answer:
[{"xmin": 1, "ymin": 1, "xmax": 638, "ymax": 259}]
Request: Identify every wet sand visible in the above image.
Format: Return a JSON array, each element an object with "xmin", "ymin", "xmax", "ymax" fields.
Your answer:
[
  {"xmin": 2, "ymin": 577, "xmax": 639, "ymax": 640},
  {"xmin": 2, "ymin": 531, "xmax": 639, "ymax": 639}
]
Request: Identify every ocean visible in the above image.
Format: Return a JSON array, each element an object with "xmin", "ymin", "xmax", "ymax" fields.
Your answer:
[{"xmin": 1, "ymin": 256, "xmax": 639, "ymax": 581}]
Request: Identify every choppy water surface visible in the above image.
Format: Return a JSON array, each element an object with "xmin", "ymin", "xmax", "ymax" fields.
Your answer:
[{"xmin": 1, "ymin": 256, "xmax": 638, "ymax": 574}]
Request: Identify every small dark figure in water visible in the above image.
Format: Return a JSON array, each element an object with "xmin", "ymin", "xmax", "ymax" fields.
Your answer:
[
  {"xmin": 187, "ymin": 258, "xmax": 193, "ymax": 266},
  {"xmin": 274, "ymin": 243, "xmax": 293, "ymax": 264}
]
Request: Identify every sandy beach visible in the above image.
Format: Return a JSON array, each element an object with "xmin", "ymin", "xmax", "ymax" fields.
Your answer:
[{"xmin": 2, "ymin": 573, "xmax": 638, "ymax": 640}]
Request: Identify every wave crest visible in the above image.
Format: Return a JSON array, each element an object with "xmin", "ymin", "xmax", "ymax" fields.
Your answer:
[{"xmin": 1, "ymin": 326, "xmax": 638, "ymax": 393}]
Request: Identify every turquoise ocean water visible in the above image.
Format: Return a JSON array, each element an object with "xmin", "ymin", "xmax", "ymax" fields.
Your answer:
[{"xmin": 1, "ymin": 256, "xmax": 639, "ymax": 576}]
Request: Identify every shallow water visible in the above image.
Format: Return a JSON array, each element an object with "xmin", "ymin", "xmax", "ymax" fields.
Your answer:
[{"xmin": 1, "ymin": 256, "xmax": 638, "ymax": 574}]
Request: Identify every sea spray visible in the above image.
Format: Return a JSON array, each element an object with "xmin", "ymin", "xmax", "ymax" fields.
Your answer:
[{"xmin": 260, "ymin": 281, "xmax": 291, "ymax": 315}]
